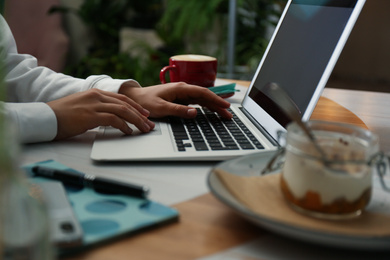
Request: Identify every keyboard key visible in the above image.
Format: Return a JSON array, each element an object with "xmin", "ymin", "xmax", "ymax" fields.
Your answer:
[{"xmin": 193, "ymin": 141, "xmax": 209, "ymax": 151}]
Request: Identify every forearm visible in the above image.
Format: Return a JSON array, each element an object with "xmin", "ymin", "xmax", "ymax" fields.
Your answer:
[
  {"xmin": 2, "ymin": 15, "xmax": 141, "ymax": 103},
  {"xmin": 1, "ymin": 15, "xmax": 144, "ymax": 144},
  {"xmin": 2, "ymin": 102, "xmax": 57, "ymax": 143},
  {"xmin": 5, "ymin": 53, "xmax": 141, "ymax": 102}
]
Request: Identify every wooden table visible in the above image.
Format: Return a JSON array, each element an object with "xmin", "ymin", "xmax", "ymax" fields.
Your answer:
[{"xmin": 64, "ymin": 81, "xmax": 368, "ymax": 260}]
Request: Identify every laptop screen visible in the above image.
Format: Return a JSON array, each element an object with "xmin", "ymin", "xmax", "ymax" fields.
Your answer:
[{"xmin": 244, "ymin": 0, "xmax": 361, "ymax": 130}]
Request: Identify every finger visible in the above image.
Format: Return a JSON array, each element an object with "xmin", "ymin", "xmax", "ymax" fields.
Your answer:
[
  {"xmin": 170, "ymin": 85, "xmax": 232, "ymax": 117},
  {"xmin": 91, "ymin": 91, "xmax": 154, "ymax": 131},
  {"xmin": 172, "ymin": 104, "xmax": 232, "ymax": 119},
  {"xmin": 207, "ymin": 106, "xmax": 233, "ymax": 119},
  {"xmin": 152, "ymin": 101, "xmax": 224, "ymax": 120},
  {"xmin": 96, "ymin": 112, "xmax": 134, "ymax": 135},
  {"xmin": 175, "ymin": 84, "xmax": 231, "ymax": 108},
  {"xmin": 96, "ymin": 112, "xmax": 155, "ymax": 136},
  {"xmin": 96, "ymin": 102, "xmax": 155, "ymax": 133},
  {"xmin": 113, "ymin": 93, "xmax": 151, "ymax": 117},
  {"xmin": 92, "ymin": 89, "xmax": 151, "ymax": 117}
]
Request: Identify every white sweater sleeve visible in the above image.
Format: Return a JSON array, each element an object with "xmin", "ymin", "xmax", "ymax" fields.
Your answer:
[
  {"xmin": 2, "ymin": 102, "xmax": 57, "ymax": 143},
  {"xmin": 0, "ymin": 15, "xmax": 140, "ymax": 144}
]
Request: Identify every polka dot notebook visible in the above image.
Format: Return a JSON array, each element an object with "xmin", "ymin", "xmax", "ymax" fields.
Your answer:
[{"xmin": 23, "ymin": 160, "xmax": 179, "ymax": 256}]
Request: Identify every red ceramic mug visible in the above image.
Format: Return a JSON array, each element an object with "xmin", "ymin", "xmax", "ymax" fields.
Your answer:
[{"xmin": 160, "ymin": 54, "xmax": 217, "ymax": 87}]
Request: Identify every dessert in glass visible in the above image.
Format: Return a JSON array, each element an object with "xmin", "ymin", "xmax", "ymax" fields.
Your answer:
[{"xmin": 281, "ymin": 121, "xmax": 379, "ymax": 219}]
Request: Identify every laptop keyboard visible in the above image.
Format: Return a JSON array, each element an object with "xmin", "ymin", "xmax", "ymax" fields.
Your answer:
[{"xmin": 169, "ymin": 108, "xmax": 264, "ymax": 152}]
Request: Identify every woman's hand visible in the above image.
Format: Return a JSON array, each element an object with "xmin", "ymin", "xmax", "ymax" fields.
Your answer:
[
  {"xmin": 119, "ymin": 82, "xmax": 233, "ymax": 119},
  {"xmin": 47, "ymin": 89, "xmax": 155, "ymax": 140}
]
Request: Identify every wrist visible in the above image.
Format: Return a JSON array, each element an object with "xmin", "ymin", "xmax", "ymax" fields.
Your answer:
[{"xmin": 119, "ymin": 80, "xmax": 142, "ymax": 93}]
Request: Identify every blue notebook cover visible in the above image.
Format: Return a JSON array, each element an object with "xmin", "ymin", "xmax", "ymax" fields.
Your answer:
[{"xmin": 23, "ymin": 160, "xmax": 179, "ymax": 256}]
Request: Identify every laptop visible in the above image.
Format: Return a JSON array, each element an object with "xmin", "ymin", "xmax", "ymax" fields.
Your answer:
[{"xmin": 91, "ymin": 0, "xmax": 366, "ymax": 162}]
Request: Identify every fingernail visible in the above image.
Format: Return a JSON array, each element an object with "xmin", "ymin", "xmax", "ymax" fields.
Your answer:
[
  {"xmin": 126, "ymin": 127, "xmax": 133, "ymax": 135},
  {"xmin": 143, "ymin": 122, "xmax": 151, "ymax": 131},
  {"xmin": 187, "ymin": 108, "xmax": 197, "ymax": 117},
  {"xmin": 147, "ymin": 120, "xmax": 155, "ymax": 130}
]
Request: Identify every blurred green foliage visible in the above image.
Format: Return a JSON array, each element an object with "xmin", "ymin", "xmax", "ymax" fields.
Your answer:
[
  {"xmin": 52, "ymin": 0, "xmax": 284, "ymax": 85},
  {"xmin": 158, "ymin": 0, "xmax": 284, "ymax": 72}
]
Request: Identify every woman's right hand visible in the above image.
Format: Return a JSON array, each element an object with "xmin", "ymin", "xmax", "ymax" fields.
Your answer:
[{"xmin": 47, "ymin": 89, "xmax": 155, "ymax": 140}]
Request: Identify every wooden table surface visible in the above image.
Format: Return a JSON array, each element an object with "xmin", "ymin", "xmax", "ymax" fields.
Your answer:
[{"xmin": 65, "ymin": 81, "xmax": 368, "ymax": 260}]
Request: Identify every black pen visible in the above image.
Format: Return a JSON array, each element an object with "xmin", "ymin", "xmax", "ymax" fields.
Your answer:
[{"xmin": 31, "ymin": 166, "xmax": 149, "ymax": 199}]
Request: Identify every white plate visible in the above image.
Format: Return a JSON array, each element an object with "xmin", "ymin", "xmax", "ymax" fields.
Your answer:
[{"xmin": 207, "ymin": 151, "xmax": 390, "ymax": 250}]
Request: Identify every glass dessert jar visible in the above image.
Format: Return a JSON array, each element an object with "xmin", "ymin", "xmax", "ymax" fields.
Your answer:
[{"xmin": 280, "ymin": 121, "xmax": 380, "ymax": 219}]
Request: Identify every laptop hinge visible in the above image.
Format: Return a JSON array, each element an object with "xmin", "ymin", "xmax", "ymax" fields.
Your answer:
[{"xmin": 239, "ymin": 107, "xmax": 279, "ymax": 147}]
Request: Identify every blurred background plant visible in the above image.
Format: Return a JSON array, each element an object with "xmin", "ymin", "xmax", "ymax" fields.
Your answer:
[
  {"xmin": 158, "ymin": 0, "xmax": 284, "ymax": 79},
  {"xmin": 52, "ymin": 0, "xmax": 284, "ymax": 86}
]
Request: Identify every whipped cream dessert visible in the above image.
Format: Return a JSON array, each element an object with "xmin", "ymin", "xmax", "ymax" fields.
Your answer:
[{"xmin": 281, "ymin": 134, "xmax": 374, "ymax": 216}]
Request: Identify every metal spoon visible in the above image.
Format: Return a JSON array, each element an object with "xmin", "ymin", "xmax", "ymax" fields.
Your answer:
[{"xmin": 262, "ymin": 82, "xmax": 328, "ymax": 162}]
